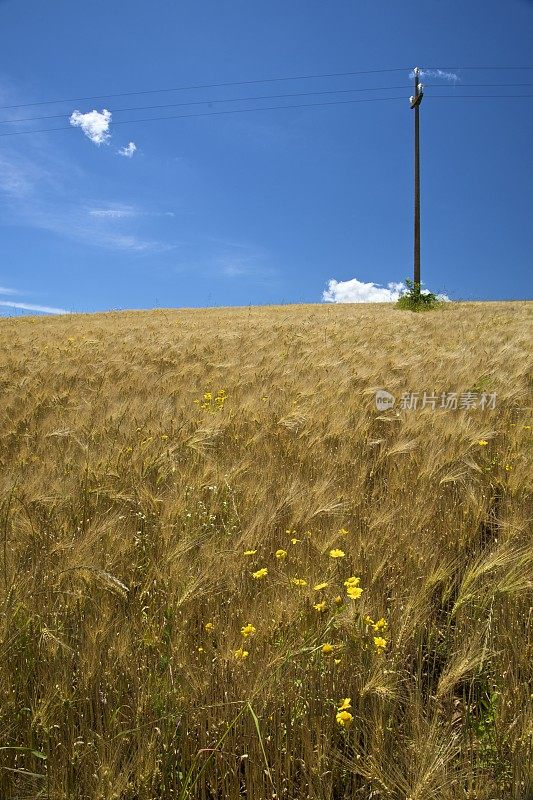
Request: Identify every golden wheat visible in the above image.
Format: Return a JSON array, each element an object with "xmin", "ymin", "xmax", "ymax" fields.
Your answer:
[{"xmin": 0, "ymin": 301, "xmax": 531, "ymax": 799}]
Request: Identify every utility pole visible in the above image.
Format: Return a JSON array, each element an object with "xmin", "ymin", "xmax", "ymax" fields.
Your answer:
[{"xmin": 410, "ymin": 67, "xmax": 424, "ymax": 295}]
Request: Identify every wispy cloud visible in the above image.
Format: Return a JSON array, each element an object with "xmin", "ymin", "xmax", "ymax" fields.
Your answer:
[
  {"xmin": 118, "ymin": 141, "xmax": 137, "ymax": 158},
  {"xmin": 88, "ymin": 204, "xmax": 138, "ymax": 219},
  {"xmin": 215, "ymin": 246, "xmax": 278, "ymax": 280},
  {"xmin": 88, "ymin": 204, "xmax": 174, "ymax": 220},
  {"xmin": 0, "ymin": 283, "xmax": 67, "ymax": 315},
  {"xmin": 0, "ymin": 83, "xmax": 174, "ymax": 260},
  {"xmin": 0, "ymin": 149, "xmax": 59, "ymax": 200},
  {"xmin": 100, "ymin": 233, "xmax": 173, "ymax": 253},
  {"xmin": 0, "ymin": 300, "xmax": 69, "ymax": 315},
  {"xmin": 70, "ymin": 109, "xmax": 112, "ymax": 145},
  {"xmin": 410, "ymin": 68, "xmax": 459, "ymax": 82},
  {"xmin": 222, "ymin": 263, "xmax": 250, "ymax": 277},
  {"xmin": 0, "ymin": 148, "xmax": 174, "ymax": 253},
  {"xmin": 323, "ymin": 277, "xmax": 406, "ymax": 303},
  {"xmin": 29, "ymin": 206, "xmax": 175, "ymax": 253}
]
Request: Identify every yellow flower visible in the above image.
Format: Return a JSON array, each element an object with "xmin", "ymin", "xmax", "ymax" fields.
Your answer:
[
  {"xmin": 203, "ymin": 392, "xmax": 212, "ymax": 401},
  {"xmin": 313, "ymin": 601, "xmax": 327, "ymax": 613},
  {"xmin": 373, "ymin": 636, "xmax": 387, "ymax": 649},
  {"xmin": 321, "ymin": 643, "xmax": 334, "ymax": 654},
  {"xmin": 215, "ymin": 389, "xmax": 227, "ymax": 409},
  {"xmin": 197, "ymin": 646, "xmax": 204, "ymax": 653},
  {"xmin": 505, "ymin": 464, "xmax": 512, "ymax": 471},
  {"xmin": 337, "ymin": 698, "xmax": 352, "ymax": 710},
  {"xmin": 234, "ymin": 648, "xmax": 249, "ymax": 660},
  {"xmin": 275, "ymin": 549, "xmax": 287, "ymax": 559},
  {"xmin": 252, "ymin": 568, "xmax": 268, "ymax": 579},
  {"xmin": 291, "ymin": 578, "xmax": 307, "ymax": 587},
  {"xmin": 244, "ymin": 549, "xmax": 257, "ymax": 556},
  {"xmin": 241, "ymin": 623, "xmax": 256, "ymax": 638},
  {"xmin": 291, "ymin": 538, "xmax": 302, "ymax": 545},
  {"xmin": 204, "ymin": 622, "xmax": 215, "ymax": 632},
  {"xmin": 333, "ymin": 595, "xmax": 343, "ymax": 605},
  {"xmin": 338, "ymin": 528, "xmax": 349, "ymax": 536},
  {"xmin": 334, "ymin": 658, "xmax": 342, "ymax": 665},
  {"xmin": 363, "ymin": 615, "xmax": 374, "ymax": 626},
  {"xmin": 373, "ymin": 618, "xmax": 388, "ymax": 632},
  {"xmin": 346, "ymin": 586, "xmax": 363, "ymax": 600},
  {"xmin": 313, "ymin": 582, "xmax": 329, "ymax": 591},
  {"xmin": 344, "ymin": 576, "xmax": 360, "ymax": 587},
  {"xmin": 329, "ymin": 549, "xmax": 345, "ymax": 559},
  {"xmin": 336, "ymin": 710, "xmax": 353, "ymax": 727},
  {"xmin": 478, "ymin": 440, "xmax": 488, "ymax": 446}
]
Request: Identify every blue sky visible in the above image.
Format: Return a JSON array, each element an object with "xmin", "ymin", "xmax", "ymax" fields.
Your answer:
[{"xmin": 0, "ymin": 0, "xmax": 532, "ymax": 314}]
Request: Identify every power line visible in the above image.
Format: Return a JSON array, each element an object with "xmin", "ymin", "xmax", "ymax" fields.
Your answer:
[
  {"xmin": 1, "ymin": 65, "xmax": 532, "ymax": 112},
  {"xmin": 0, "ymin": 84, "xmax": 412, "ymax": 126},
  {"xmin": 427, "ymin": 83, "xmax": 533, "ymax": 89},
  {"xmin": 0, "ymin": 96, "xmax": 409, "ymax": 137},
  {"xmin": 430, "ymin": 65, "xmax": 533, "ymax": 70},
  {"xmin": 0, "ymin": 93, "xmax": 532, "ymax": 139},
  {"xmin": 429, "ymin": 82, "xmax": 533, "ymax": 87},
  {"xmin": 0, "ymin": 68, "xmax": 413, "ymax": 111},
  {"xmin": 429, "ymin": 94, "xmax": 533, "ymax": 98},
  {"xmin": 3, "ymin": 83, "xmax": 532, "ymax": 127}
]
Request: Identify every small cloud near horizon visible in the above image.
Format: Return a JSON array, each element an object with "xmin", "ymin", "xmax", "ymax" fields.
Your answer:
[
  {"xmin": 0, "ymin": 284, "xmax": 67, "ymax": 315},
  {"xmin": 0, "ymin": 300, "xmax": 69, "ymax": 315},
  {"xmin": 323, "ymin": 277, "xmax": 406, "ymax": 303},
  {"xmin": 323, "ymin": 276, "xmax": 450, "ymax": 303}
]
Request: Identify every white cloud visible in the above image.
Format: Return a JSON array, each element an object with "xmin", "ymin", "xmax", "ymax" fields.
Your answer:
[
  {"xmin": 69, "ymin": 109, "xmax": 112, "ymax": 145},
  {"xmin": 323, "ymin": 277, "xmax": 450, "ymax": 304},
  {"xmin": 89, "ymin": 205, "xmax": 137, "ymax": 219},
  {"xmin": 118, "ymin": 142, "xmax": 137, "ymax": 158},
  {"xmin": 411, "ymin": 68, "xmax": 459, "ymax": 82},
  {"xmin": 102, "ymin": 233, "xmax": 172, "ymax": 253},
  {"xmin": 0, "ymin": 284, "xmax": 67, "ymax": 315},
  {"xmin": 0, "ymin": 300, "xmax": 68, "ymax": 315},
  {"xmin": 323, "ymin": 277, "xmax": 406, "ymax": 303},
  {"xmin": 87, "ymin": 204, "xmax": 173, "ymax": 220},
  {"xmin": 222, "ymin": 263, "xmax": 249, "ymax": 277}
]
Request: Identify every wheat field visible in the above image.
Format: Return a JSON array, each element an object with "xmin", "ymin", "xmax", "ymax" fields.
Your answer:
[{"xmin": 0, "ymin": 301, "xmax": 531, "ymax": 800}]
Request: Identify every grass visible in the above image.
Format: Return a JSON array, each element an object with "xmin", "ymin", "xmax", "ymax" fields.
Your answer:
[
  {"xmin": 0, "ymin": 301, "xmax": 531, "ymax": 799},
  {"xmin": 396, "ymin": 279, "xmax": 445, "ymax": 311}
]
